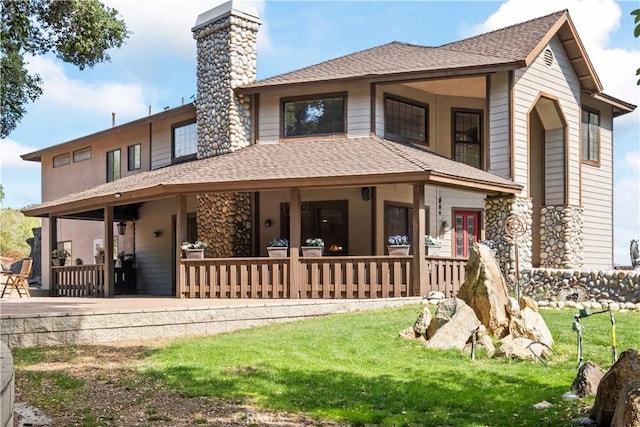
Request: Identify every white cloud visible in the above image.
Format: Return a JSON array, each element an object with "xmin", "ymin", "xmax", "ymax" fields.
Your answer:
[
  {"xmin": 27, "ymin": 56, "xmax": 147, "ymax": 118},
  {"xmin": 0, "ymin": 139, "xmax": 39, "ymax": 169},
  {"xmin": 625, "ymin": 150, "xmax": 640, "ymax": 170}
]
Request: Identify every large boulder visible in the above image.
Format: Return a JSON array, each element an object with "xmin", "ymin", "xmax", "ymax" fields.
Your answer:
[
  {"xmin": 572, "ymin": 362, "xmax": 605, "ymax": 398},
  {"xmin": 611, "ymin": 379, "xmax": 640, "ymax": 427},
  {"xmin": 457, "ymin": 243, "xmax": 510, "ymax": 338},
  {"xmin": 590, "ymin": 349, "xmax": 640, "ymax": 426},
  {"xmin": 508, "ymin": 307, "xmax": 554, "ymax": 349},
  {"xmin": 425, "ymin": 298, "xmax": 481, "ymax": 351},
  {"xmin": 496, "ymin": 336, "xmax": 546, "ymax": 361}
]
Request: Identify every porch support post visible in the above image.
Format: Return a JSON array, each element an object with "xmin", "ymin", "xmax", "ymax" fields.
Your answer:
[
  {"xmin": 104, "ymin": 206, "xmax": 115, "ymax": 297},
  {"xmin": 288, "ymin": 188, "xmax": 301, "ymax": 299},
  {"xmin": 48, "ymin": 216, "xmax": 57, "ymax": 295},
  {"xmin": 412, "ymin": 183, "xmax": 427, "ymax": 297},
  {"xmin": 176, "ymin": 195, "xmax": 187, "ymax": 298}
]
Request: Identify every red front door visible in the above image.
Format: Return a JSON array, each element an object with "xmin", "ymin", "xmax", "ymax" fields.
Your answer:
[{"xmin": 453, "ymin": 210, "xmax": 480, "ymax": 258}]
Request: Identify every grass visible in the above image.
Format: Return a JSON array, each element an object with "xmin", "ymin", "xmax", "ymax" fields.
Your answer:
[{"xmin": 13, "ymin": 305, "xmax": 640, "ymax": 426}]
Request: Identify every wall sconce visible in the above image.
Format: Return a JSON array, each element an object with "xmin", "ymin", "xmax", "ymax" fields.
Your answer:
[
  {"xmin": 117, "ymin": 221, "xmax": 127, "ymax": 235},
  {"xmin": 153, "ymin": 230, "xmax": 161, "ymax": 238},
  {"xmin": 361, "ymin": 187, "xmax": 371, "ymax": 201},
  {"xmin": 264, "ymin": 219, "xmax": 272, "ymax": 228}
]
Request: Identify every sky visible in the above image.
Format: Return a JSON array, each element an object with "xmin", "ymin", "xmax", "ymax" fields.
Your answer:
[{"xmin": 1, "ymin": 0, "xmax": 638, "ymax": 264}]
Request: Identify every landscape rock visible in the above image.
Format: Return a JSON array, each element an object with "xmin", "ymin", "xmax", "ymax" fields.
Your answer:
[
  {"xmin": 457, "ymin": 243, "xmax": 511, "ymax": 337},
  {"xmin": 463, "ymin": 325, "xmax": 496, "ymax": 357},
  {"xmin": 425, "ymin": 299, "xmax": 481, "ymax": 351},
  {"xmin": 590, "ymin": 349, "xmax": 640, "ymax": 427},
  {"xmin": 413, "ymin": 306, "xmax": 432, "ymax": 337},
  {"xmin": 506, "ymin": 297, "xmax": 520, "ymax": 316},
  {"xmin": 427, "ymin": 291, "xmax": 445, "ymax": 300},
  {"xmin": 519, "ymin": 296, "xmax": 539, "ymax": 312},
  {"xmin": 610, "ymin": 379, "xmax": 640, "ymax": 427},
  {"xmin": 398, "ymin": 327, "xmax": 425, "ymax": 342},
  {"xmin": 496, "ymin": 336, "xmax": 547, "ymax": 361},
  {"xmin": 508, "ymin": 307, "xmax": 554, "ymax": 350},
  {"xmin": 572, "ymin": 362, "xmax": 605, "ymax": 398}
]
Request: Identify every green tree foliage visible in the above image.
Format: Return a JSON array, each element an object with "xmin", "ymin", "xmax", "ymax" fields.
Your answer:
[
  {"xmin": 0, "ymin": 0, "xmax": 129, "ymax": 137},
  {"xmin": 0, "ymin": 207, "xmax": 40, "ymax": 259},
  {"xmin": 634, "ymin": 9, "xmax": 640, "ymax": 85}
]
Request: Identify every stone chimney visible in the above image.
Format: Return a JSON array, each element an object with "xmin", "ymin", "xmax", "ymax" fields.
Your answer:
[{"xmin": 191, "ymin": 1, "xmax": 261, "ymax": 257}]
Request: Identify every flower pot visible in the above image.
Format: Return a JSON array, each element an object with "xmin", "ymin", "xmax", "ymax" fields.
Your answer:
[
  {"xmin": 267, "ymin": 247, "xmax": 288, "ymax": 258},
  {"xmin": 184, "ymin": 249, "xmax": 204, "ymax": 259},
  {"xmin": 94, "ymin": 255, "xmax": 105, "ymax": 264},
  {"xmin": 52, "ymin": 258, "xmax": 66, "ymax": 266},
  {"xmin": 301, "ymin": 246, "xmax": 323, "ymax": 257},
  {"xmin": 387, "ymin": 245, "xmax": 410, "ymax": 256},
  {"xmin": 425, "ymin": 245, "xmax": 441, "ymax": 256}
]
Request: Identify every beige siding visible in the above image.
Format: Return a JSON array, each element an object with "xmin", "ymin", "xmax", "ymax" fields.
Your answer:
[
  {"xmin": 513, "ymin": 36, "xmax": 581, "ymax": 199},
  {"xmin": 545, "ymin": 128, "xmax": 565, "ymax": 204},
  {"xmin": 488, "ymin": 72, "xmax": 511, "ymax": 177},
  {"xmin": 580, "ymin": 96, "xmax": 614, "ymax": 269}
]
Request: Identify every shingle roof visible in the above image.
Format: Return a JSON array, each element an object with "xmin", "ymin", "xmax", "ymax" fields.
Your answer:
[
  {"xmin": 240, "ymin": 10, "xmax": 567, "ymax": 90},
  {"xmin": 23, "ymin": 137, "xmax": 521, "ymax": 216}
]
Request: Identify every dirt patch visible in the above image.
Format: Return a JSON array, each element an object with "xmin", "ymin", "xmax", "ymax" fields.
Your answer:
[{"xmin": 14, "ymin": 341, "xmax": 338, "ymax": 426}]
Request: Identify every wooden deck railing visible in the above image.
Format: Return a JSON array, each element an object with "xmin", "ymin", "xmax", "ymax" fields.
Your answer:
[
  {"xmin": 425, "ymin": 256, "xmax": 467, "ymax": 297},
  {"xmin": 51, "ymin": 264, "xmax": 105, "ymax": 297}
]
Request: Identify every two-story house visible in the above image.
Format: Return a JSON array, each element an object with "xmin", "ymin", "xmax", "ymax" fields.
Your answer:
[{"xmin": 22, "ymin": 1, "xmax": 635, "ymax": 299}]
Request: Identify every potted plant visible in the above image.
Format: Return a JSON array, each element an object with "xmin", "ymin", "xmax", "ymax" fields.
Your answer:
[
  {"xmin": 94, "ymin": 246, "xmax": 105, "ymax": 264},
  {"xmin": 387, "ymin": 235, "xmax": 410, "ymax": 256},
  {"xmin": 181, "ymin": 240, "xmax": 207, "ymax": 259},
  {"xmin": 51, "ymin": 248, "xmax": 70, "ymax": 266},
  {"xmin": 425, "ymin": 235, "xmax": 442, "ymax": 256},
  {"xmin": 301, "ymin": 237, "xmax": 324, "ymax": 257},
  {"xmin": 267, "ymin": 238, "xmax": 289, "ymax": 258}
]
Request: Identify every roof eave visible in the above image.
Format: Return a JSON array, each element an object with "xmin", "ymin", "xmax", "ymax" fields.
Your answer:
[{"xmin": 591, "ymin": 93, "xmax": 637, "ymax": 117}]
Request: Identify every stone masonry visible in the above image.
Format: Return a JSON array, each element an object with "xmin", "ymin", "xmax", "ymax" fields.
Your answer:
[
  {"xmin": 539, "ymin": 205, "xmax": 583, "ymax": 269},
  {"xmin": 192, "ymin": 2, "xmax": 260, "ymax": 256}
]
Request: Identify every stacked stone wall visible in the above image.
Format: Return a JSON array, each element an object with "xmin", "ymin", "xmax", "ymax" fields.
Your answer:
[
  {"xmin": 521, "ymin": 268, "xmax": 640, "ymax": 309},
  {"xmin": 540, "ymin": 205, "xmax": 583, "ymax": 269},
  {"xmin": 197, "ymin": 192, "xmax": 252, "ymax": 257}
]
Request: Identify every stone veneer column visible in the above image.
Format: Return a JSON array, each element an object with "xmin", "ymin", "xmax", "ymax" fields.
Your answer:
[
  {"xmin": 484, "ymin": 196, "xmax": 533, "ymax": 280},
  {"xmin": 539, "ymin": 205, "xmax": 583, "ymax": 269},
  {"xmin": 192, "ymin": 1, "xmax": 260, "ymax": 257}
]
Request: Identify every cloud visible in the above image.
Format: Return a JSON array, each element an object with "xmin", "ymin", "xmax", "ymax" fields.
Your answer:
[{"xmin": 0, "ymin": 138, "xmax": 39, "ymax": 169}]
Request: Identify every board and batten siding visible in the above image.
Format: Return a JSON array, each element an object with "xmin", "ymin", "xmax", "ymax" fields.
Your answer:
[
  {"xmin": 257, "ymin": 82, "xmax": 371, "ymax": 143},
  {"xmin": 512, "ymin": 36, "xmax": 581, "ymax": 202},
  {"xmin": 488, "ymin": 72, "xmax": 511, "ymax": 178},
  {"xmin": 580, "ymin": 96, "xmax": 614, "ymax": 269},
  {"xmin": 545, "ymin": 127, "xmax": 565, "ymax": 205}
]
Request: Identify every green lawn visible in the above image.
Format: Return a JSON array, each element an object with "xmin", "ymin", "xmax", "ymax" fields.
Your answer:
[{"xmin": 13, "ymin": 305, "xmax": 640, "ymax": 426}]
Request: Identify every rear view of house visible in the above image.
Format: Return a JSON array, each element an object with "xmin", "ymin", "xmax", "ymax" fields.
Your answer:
[{"xmin": 21, "ymin": 1, "xmax": 635, "ymax": 298}]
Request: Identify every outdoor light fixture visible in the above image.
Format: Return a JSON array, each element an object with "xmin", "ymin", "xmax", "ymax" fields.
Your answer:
[
  {"xmin": 117, "ymin": 221, "xmax": 127, "ymax": 235},
  {"xmin": 264, "ymin": 219, "xmax": 272, "ymax": 228}
]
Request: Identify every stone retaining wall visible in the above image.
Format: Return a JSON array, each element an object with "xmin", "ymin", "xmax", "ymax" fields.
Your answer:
[
  {"xmin": 0, "ymin": 342, "xmax": 13, "ymax": 427},
  {"xmin": 0, "ymin": 298, "xmax": 422, "ymax": 349},
  {"xmin": 520, "ymin": 268, "xmax": 640, "ymax": 307}
]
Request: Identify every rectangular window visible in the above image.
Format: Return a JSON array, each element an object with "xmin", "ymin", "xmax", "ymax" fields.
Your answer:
[
  {"xmin": 53, "ymin": 153, "xmax": 70, "ymax": 168},
  {"xmin": 453, "ymin": 110, "xmax": 482, "ymax": 169},
  {"xmin": 384, "ymin": 95, "xmax": 428, "ymax": 144},
  {"xmin": 282, "ymin": 94, "xmax": 346, "ymax": 138},
  {"xmin": 173, "ymin": 121, "xmax": 197, "ymax": 161},
  {"xmin": 106, "ymin": 149, "xmax": 121, "ymax": 182},
  {"xmin": 383, "ymin": 203, "xmax": 430, "ymax": 249},
  {"xmin": 128, "ymin": 143, "xmax": 141, "ymax": 171},
  {"xmin": 73, "ymin": 147, "xmax": 91, "ymax": 162},
  {"xmin": 581, "ymin": 110, "xmax": 600, "ymax": 164}
]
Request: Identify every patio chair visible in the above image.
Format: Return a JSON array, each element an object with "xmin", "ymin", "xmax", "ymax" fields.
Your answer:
[{"xmin": 1, "ymin": 258, "xmax": 33, "ymax": 298}]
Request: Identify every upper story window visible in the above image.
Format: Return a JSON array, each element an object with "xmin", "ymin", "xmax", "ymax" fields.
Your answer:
[
  {"xmin": 173, "ymin": 120, "xmax": 197, "ymax": 162},
  {"xmin": 53, "ymin": 153, "xmax": 70, "ymax": 168},
  {"xmin": 73, "ymin": 147, "xmax": 91, "ymax": 162},
  {"xmin": 453, "ymin": 110, "xmax": 482, "ymax": 169},
  {"xmin": 106, "ymin": 149, "xmax": 121, "ymax": 182},
  {"xmin": 282, "ymin": 93, "xmax": 346, "ymax": 138},
  {"xmin": 384, "ymin": 95, "xmax": 428, "ymax": 144},
  {"xmin": 581, "ymin": 109, "xmax": 600, "ymax": 164},
  {"xmin": 128, "ymin": 143, "xmax": 141, "ymax": 171}
]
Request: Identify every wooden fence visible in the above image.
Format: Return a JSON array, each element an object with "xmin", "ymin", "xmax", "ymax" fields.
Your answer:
[{"xmin": 51, "ymin": 264, "xmax": 105, "ymax": 297}]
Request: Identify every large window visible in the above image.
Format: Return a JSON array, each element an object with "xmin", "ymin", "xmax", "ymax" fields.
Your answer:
[
  {"xmin": 106, "ymin": 149, "xmax": 121, "ymax": 182},
  {"xmin": 581, "ymin": 109, "xmax": 600, "ymax": 164},
  {"xmin": 128, "ymin": 143, "xmax": 141, "ymax": 171},
  {"xmin": 282, "ymin": 94, "xmax": 346, "ymax": 138},
  {"xmin": 384, "ymin": 95, "xmax": 428, "ymax": 144},
  {"xmin": 453, "ymin": 110, "xmax": 482, "ymax": 169},
  {"xmin": 280, "ymin": 201, "xmax": 348, "ymax": 255},
  {"xmin": 53, "ymin": 153, "xmax": 70, "ymax": 168},
  {"xmin": 173, "ymin": 120, "xmax": 197, "ymax": 161},
  {"xmin": 384, "ymin": 203, "xmax": 430, "ymax": 249}
]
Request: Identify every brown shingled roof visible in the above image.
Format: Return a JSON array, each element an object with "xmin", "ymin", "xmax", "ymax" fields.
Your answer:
[{"xmin": 23, "ymin": 137, "xmax": 521, "ymax": 217}]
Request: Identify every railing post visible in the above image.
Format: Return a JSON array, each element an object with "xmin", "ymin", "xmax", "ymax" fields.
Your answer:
[
  {"xmin": 176, "ymin": 195, "xmax": 187, "ymax": 298},
  {"xmin": 104, "ymin": 206, "xmax": 115, "ymax": 297},
  {"xmin": 289, "ymin": 188, "xmax": 301, "ymax": 299},
  {"xmin": 412, "ymin": 183, "xmax": 427, "ymax": 297}
]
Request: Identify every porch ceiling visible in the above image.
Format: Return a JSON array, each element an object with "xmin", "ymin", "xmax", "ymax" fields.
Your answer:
[{"xmin": 22, "ymin": 137, "xmax": 521, "ymax": 218}]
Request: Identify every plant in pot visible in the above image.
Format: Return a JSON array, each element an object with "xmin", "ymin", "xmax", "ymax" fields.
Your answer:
[
  {"xmin": 267, "ymin": 238, "xmax": 289, "ymax": 258},
  {"xmin": 51, "ymin": 248, "xmax": 70, "ymax": 266},
  {"xmin": 301, "ymin": 237, "xmax": 324, "ymax": 257},
  {"xmin": 94, "ymin": 246, "xmax": 105, "ymax": 264},
  {"xmin": 387, "ymin": 235, "xmax": 410, "ymax": 256},
  {"xmin": 181, "ymin": 240, "xmax": 207, "ymax": 259},
  {"xmin": 425, "ymin": 235, "xmax": 442, "ymax": 256}
]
